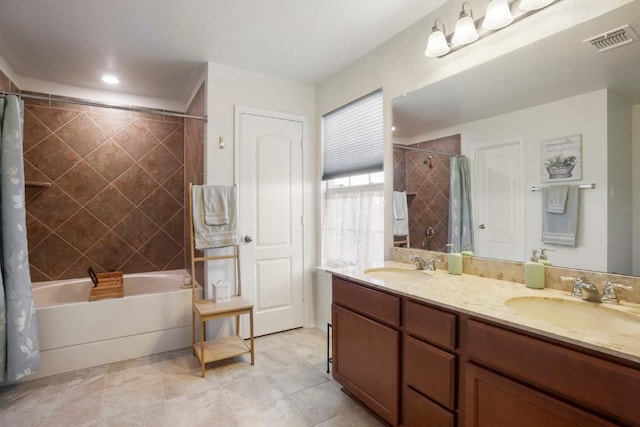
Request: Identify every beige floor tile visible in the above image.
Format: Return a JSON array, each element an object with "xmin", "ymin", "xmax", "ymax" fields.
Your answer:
[
  {"xmin": 166, "ymin": 387, "xmax": 233, "ymax": 427},
  {"xmin": 102, "ymin": 376, "xmax": 164, "ymax": 418},
  {"xmin": 102, "ymin": 402, "xmax": 169, "ymax": 427},
  {"xmin": 161, "ymin": 370, "xmax": 220, "ymax": 401},
  {"xmin": 271, "ymin": 362, "xmax": 330, "ymax": 394},
  {"xmin": 221, "ymin": 373, "xmax": 287, "ymax": 412},
  {"xmin": 4, "ymin": 327, "xmax": 378, "ymax": 427},
  {"xmin": 289, "ymin": 380, "xmax": 363, "ymax": 425},
  {"xmin": 232, "ymin": 396, "xmax": 311, "ymax": 427}
]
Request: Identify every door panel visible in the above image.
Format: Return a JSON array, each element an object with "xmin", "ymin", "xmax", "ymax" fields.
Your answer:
[
  {"xmin": 476, "ymin": 141, "xmax": 524, "ymax": 262},
  {"xmin": 239, "ymin": 111, "xmax": 304, "ymax": 336}
]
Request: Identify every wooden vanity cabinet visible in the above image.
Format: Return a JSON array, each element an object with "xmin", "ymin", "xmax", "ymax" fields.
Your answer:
[
  {"xmin": 465, "ymin": 319, "xmax": 640, "ymax": 427},
  {"xmin": 404, "ymin": 301, "xmax": 458, "ymax": 427},
  {"xmin": 332, "ymin": 277, "xmax": 401, "ymax": 426}
]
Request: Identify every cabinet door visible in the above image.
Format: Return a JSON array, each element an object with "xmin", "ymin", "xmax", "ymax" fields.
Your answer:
[
  {"xmin": 405, "ymin": 387, "xmax": 454, "ymax": 427},
  {"xmin": 465, "ymin": 363, "xmax": 617, "ymax": 427},
  {"xmin": 332, "ymin": 304, "xmax": 400, "ymax": 426}
]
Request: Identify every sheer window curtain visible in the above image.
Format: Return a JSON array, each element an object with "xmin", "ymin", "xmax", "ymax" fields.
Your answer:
[
  {"xmin": 0, "ymin": 95, "xmax": 40, "ymax": 382},
  {"xmin": 322, "ymin": 185, "xmax": 384, "ymax": 268}
]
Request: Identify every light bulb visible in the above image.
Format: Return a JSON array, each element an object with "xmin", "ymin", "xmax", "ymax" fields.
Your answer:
[
  {"xmin": 425, "ymin": 29, "xmax": 450, "ymax": 57},
  {"xmin": 452, "ymin": 13, "xmax": 478, "ymax": 46},
  {"xmin": 483, "ymin": 0, "xmax": 514, "ymax": 30}
]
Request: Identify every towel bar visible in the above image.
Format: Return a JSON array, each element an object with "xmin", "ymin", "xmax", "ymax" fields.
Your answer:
[{"xmin": 531, "ymin": 183, "xmax": 595, "ymax": 191}]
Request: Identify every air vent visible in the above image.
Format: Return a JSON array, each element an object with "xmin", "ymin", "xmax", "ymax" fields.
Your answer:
[{"xmin": 583, "ymin": 25, "xmax": 639, "ymax": 52}]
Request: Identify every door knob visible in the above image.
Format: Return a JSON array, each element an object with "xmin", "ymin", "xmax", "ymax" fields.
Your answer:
[
  {"xmin": 479, "ymin": 224, "xmax": 486, "ymax": 229},
  {"xmin": 244, "ymin": 235, "xmax": 253, "ymax": 243}
]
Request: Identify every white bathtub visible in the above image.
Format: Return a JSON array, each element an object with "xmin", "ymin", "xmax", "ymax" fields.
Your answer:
[{"xmin": 30, "ymin": 270, "xmax": 195, "ymax": 379}]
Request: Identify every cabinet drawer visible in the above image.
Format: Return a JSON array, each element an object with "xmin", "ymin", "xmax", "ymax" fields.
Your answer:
[
  {"xmin": 406, "ymin": 300, "xmax": 456, "ymax": 349},
  {"xmin": 333, "ymin": 277, "xmax": 401, "ymax": 327},
  {"xmin": 405, "ymin": 336, "xmax": 456, "ymax": 410},
  {"xmin": 467, "ymin": 319, "xmax": 640, "ymax": 426},
  {"xmin": 404, "ymin": 386, "xmax": 454, "ymax": 427}
]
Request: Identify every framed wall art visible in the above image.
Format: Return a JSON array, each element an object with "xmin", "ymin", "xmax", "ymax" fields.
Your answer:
[{"xmin": 540, "ymin": 134, "xmax": 582, "ymax": 183}]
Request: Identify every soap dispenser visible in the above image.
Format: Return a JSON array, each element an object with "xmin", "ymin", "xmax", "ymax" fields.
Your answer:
[
  {"xmin": 446, "ymin": 243, "xmax": 463, "ymax": 275},
  {"xmin": 525, "ymin": 249, "xmax": 545, "ymax": 289},
  {"xmin": 461, "ymin": 243, "xmax": 474, "ymax": 257},
  {"xmin": 538, "ymin": 248, "xmax": 553, "ymax": 266}
]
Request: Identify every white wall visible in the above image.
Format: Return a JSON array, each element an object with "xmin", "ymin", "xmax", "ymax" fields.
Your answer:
[
  {"xmin": 607, "ymin": 92, "xmax": 633, "ymax": 275},
  {"xmin": 315, "ymin": 0, "xmax": 634, "ymax": 257},
  {"xmin": 633, "ymin": 105, "xmax": 640, "ymax": 276},
  {"xmin": 203, "ymin": 62, "xmax": 318, "ymax": 329}
]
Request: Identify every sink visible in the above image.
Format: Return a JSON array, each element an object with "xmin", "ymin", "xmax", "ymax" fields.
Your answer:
[
  {"xmin": 505, "ymin": 296, "xmax": 640, "ymax": 334},
  {"xmin": 363, "ymin": 267, "xmax": 433, "ymax": 283}
]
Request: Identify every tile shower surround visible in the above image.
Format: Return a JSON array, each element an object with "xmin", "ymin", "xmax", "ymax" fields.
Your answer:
[
  {"xmin": 1, "ymin": 70, "xmax": 189, "ymax": 281},
  {"xmin": 394, "ymin": 135, "xmax": 460, "ymax": 251}
]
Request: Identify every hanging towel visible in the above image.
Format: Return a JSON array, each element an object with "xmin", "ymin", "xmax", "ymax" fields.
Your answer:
[
  {"xmin": 546, "ymin": 185, "xmax": 569, "ymax": 214},
  {"xmin": 541, "ymin": 185, "xmax": 579, "ymax": 246},
  {"xmin": 393, "ymin": 191, "xmax": 409, "ymax": 236},
  {"xmin": 203, "ymin": 185, "xmax": 230, "ymax": 225},
  {"xmin": 192, "ymin": 185, "xmax": 239, "ymax": 249}
]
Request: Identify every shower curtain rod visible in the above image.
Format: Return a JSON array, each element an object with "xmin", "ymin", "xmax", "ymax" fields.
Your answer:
[
  {"xmin": 0, "ymin": 90, "xmax": 207, "ymax": 122},
  {"xmin": 392, "ymin": 143, "xmax": 460, "ymax": 157}
]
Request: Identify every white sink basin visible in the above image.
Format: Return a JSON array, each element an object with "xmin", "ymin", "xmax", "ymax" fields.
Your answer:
[
  {"xmin": 363, "ymin": 267, "xmax": 433, "ymax": 283},
  {"xmin": 505, "ymin": 296, "xmax": 640, "ymax": 334}
]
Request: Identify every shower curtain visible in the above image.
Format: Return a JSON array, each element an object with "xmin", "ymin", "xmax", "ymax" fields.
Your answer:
[
  {"xmin": 0, "ymin": 95, "xmax": 40, "ymax": 382},
  {"xmin": 449, "ymin": 156, "xmax": 473, "ymax": 253}
]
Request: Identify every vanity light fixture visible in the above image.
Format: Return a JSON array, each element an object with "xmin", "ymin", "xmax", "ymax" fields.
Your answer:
[
  {"xmin": 425, "ymin": 0, "xmax": 561, "ymax": 58},
  {"xmin": 483, "ymin": 0, "xmax": 514, "ymax": 30},
  {"xmin": 102, "ymin": 74, "xmax": 120, "ymax": 85},
  {"xmin": 425, "ymin": 19, "xmax": 450, "ymax": 57},
  {"xmin": 519, "ymin": 0, "xmax": 554, "ymax": 11},
  {"xmin": 451, "ymin": 2, "xmax": 479, "ymax": 46}
]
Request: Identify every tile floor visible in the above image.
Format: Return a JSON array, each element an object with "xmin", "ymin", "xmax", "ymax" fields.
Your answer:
[{"xmin": 0, "ymin": 327, "xmax": 384, "ymax": 426}]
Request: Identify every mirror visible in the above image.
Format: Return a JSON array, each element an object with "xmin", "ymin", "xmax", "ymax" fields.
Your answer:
[{"xmin": 392, "ymin": 2, "xmax": 640, "ymax": 276}]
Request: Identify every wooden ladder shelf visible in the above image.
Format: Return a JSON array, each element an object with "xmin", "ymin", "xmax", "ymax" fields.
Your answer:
[{"xmin": 188, "ymin": 184, "xmax": 255, "ymax": 378}]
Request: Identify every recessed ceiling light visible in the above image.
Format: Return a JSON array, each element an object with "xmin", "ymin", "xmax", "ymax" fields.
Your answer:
[{"xmin": 102, "ymin": 74, "xmax": 120, "ymax": 85}]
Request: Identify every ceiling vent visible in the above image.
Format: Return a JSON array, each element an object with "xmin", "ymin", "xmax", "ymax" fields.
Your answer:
[{"xmin": 583, "ymin": 25, "xmax": 639, "ymax": 52}]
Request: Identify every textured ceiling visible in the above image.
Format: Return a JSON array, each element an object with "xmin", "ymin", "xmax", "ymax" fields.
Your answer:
[{"xmin": 0, "ymin": 0, "xmax": 447, "ymax": 104}]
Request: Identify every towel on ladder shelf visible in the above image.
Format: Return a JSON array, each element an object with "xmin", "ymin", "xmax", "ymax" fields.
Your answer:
[
  {"xmin": 192, "ymin": 185, "xmax": 239, "ymax": 249},
  {"xmin": 541, "ymin": 185, "xmax": 579, "ymax": 246},
  {"xmin": 203, "ymin": 185, "xmax": 230, "ymax": 225}
]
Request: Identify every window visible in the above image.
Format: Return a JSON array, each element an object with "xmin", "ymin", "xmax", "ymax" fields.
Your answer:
[{"xmin": 321, "ymin": 91, "xmax": 384, "ymax": 268}]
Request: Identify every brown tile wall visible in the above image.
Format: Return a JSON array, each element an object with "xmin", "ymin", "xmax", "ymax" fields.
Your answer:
[
  {"xmin": 394, "ymin": 135, "xmax": 460, "ymax": 251},
  {"xmin": 184, "ymin": 83, "xmax": 205, "ymax": 287},
  {"xmin": 13, "ymin": 87, "xmax": 186, "ymax": 281}
]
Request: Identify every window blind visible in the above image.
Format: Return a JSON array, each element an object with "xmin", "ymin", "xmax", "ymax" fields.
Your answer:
[{"xmin": 322, "ymin": 90, "xmax": 383, "ymax": 180}]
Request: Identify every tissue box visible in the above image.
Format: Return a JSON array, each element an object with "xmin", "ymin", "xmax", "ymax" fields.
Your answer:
[{"xmin": 210, "ymin": 280, "xmax": 230, "ymax": 303}]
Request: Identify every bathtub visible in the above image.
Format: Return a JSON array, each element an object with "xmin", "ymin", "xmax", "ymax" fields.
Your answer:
[{"xmin": 30, "ymin": 270, "xmax": 195, "ymax": 379}]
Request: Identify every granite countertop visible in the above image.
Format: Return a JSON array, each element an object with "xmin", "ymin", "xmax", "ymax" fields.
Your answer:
[{"xmin": 328, "ymin": 261, "xmax": 640, "ymax": 365}]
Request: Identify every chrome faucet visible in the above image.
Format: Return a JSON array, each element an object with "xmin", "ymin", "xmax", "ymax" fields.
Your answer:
[
  {"xmin": 601, "ymin": 282, "xmax": 632, "ymax": 304},
  {"xmin": 410, "ymin": 255, "xmax": 428, "ymax": 270},
  {"xmin": 410, "ymin": 255, "xmax": 437, "ymax": 271},
  {"xmin": 563, "ymin": 276, "xmax": 600, "ymax": 302}
]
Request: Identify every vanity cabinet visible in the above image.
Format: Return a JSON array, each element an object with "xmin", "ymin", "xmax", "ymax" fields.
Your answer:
[
  {"xmin": 404, "ymin": 301, "xmax": 458, "ymax": 427},
  {"xmin": 332, "ymin": 277, "xmax": 401, "ymax": 426},
  {"xmin": 330, "ymin": 274, "xmax": 640, "ymax": 427},
  {"xmin": 465, "ymin": 319, "xmax": 640, "ymax": 426}
]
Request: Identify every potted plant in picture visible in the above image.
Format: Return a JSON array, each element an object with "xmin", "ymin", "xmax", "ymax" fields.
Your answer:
[{"xmin": 544, "ymin": 154, "xmax": 577, "ymax": 179}]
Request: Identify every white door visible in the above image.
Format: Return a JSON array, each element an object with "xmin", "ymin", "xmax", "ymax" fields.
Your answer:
[
  {"xmin": 476, "ymin": 141, "xmax": 524, "ymax": 262},
  {"xmin": 237, "ymin": 109, "xmax": 305, "ymax": 337}
]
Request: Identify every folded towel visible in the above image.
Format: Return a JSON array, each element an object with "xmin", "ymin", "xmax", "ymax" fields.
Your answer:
[
  {"xmin": 546, "ymin": 185, "xmax": 569, "ymax": 214},
  {"xmin": 542, "ymin": 185, "xmax": 579, "ymax": 246},
  {"xmin": 393, "ymin": 191, "xmax": 409, "ymax": 237},
  {"xmin": 203, "ymin": 185, "xmax": 229, "ymax": 225},
  {"xmin": 192, "ymin": 185, "xmax": 239, "ymax": 249}
]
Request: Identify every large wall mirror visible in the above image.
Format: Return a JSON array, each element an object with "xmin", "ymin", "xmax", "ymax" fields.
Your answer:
[{"xmin": 392, "ymin": 1, "xmax": 640, "ymax": 276}]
